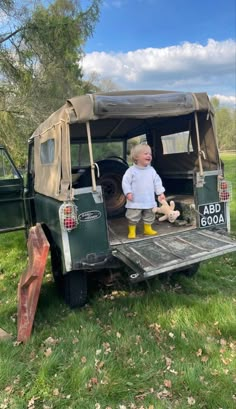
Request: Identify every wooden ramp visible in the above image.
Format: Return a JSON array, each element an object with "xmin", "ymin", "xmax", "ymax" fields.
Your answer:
[{"xmin": 17, "ymin": 224, "xmax": 50, "ymax": 343}]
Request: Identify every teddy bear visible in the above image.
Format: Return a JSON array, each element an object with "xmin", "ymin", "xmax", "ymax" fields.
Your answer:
[{"xmin": 152, "ymin": 199, "xmax": 180, "ymax": 223}]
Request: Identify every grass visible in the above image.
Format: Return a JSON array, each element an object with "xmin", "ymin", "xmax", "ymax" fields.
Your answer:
[{"xmin": 0, "ymin": 153, "xmax": 236, "ymax": 409}]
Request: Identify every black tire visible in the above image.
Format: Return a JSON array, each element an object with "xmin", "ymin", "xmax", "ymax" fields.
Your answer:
[
  {"xmin": 50, "ymin": 245, "xmax": 64, "ymax": 295},
  {"xmin": 77, "ymin": 159, "xmax": 128, "ymax": 217},
  {"xmin": 181, "ymin": 263, "xmax": 200, "ymax": 277},
  {"xmin": 106, "ymin": 156, "xmax": 129, "ymax": 166},
  {"xmin": 64, "ymin": 270, "xmax": 87, "ymax": 308}
]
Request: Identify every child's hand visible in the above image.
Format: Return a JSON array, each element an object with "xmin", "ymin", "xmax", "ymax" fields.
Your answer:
[
  {"xmin": 158, "ymin": 193, "xmax": 166, "ymax": 202},
  {"xmin": 126, "ymin": 193, "xmax": 133, "ymax": 201}
]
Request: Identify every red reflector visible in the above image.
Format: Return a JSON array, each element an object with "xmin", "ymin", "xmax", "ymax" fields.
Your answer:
[
  {"xmin": 64, "ymin": 218, "xmax": 76, "ymax": 230},
  {"xmin": 220, "ymin": 191, "xmax": 230, "ymax": 201}
]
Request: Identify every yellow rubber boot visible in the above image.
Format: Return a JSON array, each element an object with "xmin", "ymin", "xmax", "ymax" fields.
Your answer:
[
  {"xmin": 144, "ymin": 223, "xmax": 157, "ymax": 236},
  {"xmin": 128, "ymin": 225, "xmax": 136, "ymax": 239}
]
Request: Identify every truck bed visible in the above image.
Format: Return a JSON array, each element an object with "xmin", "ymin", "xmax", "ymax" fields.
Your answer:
[
  {"xmin": 108, "ymin": 194, "xmax": 196, "ymax": 245},
  {"xmin": 108, "ymin": 216, "xmax": 196, "ymax": 245}
]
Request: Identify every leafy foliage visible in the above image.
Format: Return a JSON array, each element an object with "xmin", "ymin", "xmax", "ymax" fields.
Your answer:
[
  {"xmin": 211, "ymin": 97, "xmax": 236, "ymax": 151},
  {"xmin": 0, "ymin": 0, "xmax": 101, "ymax": 165}
]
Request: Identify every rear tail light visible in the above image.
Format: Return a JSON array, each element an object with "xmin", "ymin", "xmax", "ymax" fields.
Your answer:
[
  {"xmin": 218, "ymin": 179, "xmax": 232, "ymax": 202},
  {"xmin": 59, "ymin": 202, "xmax": 78, "ymax": 232}
]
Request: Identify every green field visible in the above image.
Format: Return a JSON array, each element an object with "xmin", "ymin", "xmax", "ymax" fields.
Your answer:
[{"xmin": 0, "ymin": 153, "xmax": 235, "ymax": 409}]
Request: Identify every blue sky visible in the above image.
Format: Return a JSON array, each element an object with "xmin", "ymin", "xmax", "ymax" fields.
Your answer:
[{"xmin": 82, "ymin": 0, "xmax": 236, "ymax": 105}]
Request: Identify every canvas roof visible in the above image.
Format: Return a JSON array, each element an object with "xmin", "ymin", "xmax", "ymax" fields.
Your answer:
[{"xmin": 30, "ymin": 90, "xmax": 214, "ymax": 140}]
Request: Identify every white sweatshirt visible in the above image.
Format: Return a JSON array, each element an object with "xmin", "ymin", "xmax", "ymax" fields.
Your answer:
[{"xmin": 122, "ymin": 164, "xmax": 165, "ymax": 209}]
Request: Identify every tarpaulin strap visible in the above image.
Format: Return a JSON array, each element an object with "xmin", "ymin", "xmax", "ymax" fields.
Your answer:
[
  {"xmin": 194, "ymin": 111, "xmax": 204, "ymax": 176},
  {"xmin": 86, "ymin": 121, "xmax": 97, "ymax": 192}
]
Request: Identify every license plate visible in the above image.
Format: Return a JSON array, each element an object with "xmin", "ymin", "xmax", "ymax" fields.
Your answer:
[{"xmin": 199, "ymin": 202, "xmax": 226, "ymax": 228}]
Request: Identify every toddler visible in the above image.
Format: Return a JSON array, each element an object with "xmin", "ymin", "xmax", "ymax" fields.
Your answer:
[{"xmin": 122, "ymin": 143, "xmax": 165, "ymax": 239}]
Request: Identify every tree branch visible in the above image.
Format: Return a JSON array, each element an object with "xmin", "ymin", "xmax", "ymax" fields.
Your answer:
[{"xmin": 0, "ymin": 26, "xmax": 25, "ymax": 44}]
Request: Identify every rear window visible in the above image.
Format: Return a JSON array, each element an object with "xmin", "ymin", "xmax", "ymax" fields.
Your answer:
[{"xmin": 161, "ymin": 131, "xmax": 193, "ymax": 154}]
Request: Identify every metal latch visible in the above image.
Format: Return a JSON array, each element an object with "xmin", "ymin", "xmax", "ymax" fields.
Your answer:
[{"xmin": 196, "ymin": 172, "xmax": 205, "ymax": 188}]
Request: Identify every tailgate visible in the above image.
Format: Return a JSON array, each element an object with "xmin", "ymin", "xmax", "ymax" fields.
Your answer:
[{"xmin": 112, "ymin": 229, "xmax": 236, "ymax": 281}]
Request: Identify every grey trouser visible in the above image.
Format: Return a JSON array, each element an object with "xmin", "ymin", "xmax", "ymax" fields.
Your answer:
[{"xmin": 125, "ymin": 208, "xmax": 155, "ymax": 225}]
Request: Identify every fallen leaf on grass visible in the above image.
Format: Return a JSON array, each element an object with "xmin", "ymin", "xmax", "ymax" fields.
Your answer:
[
  {"xmin": 169, "ymin": 368, "xmax": 178, "ymax": 375},
  {"xmin": 1, "ymin": 398, "xmax": 10, "ymax": 409},
  {"xmin": 164, "ymin": 379, "xmax": 172, "ymax": 388},
  {"xmin": 27, "ymin": 396, "xmax": 40, "ymax": 408},
  {"xmin": 165, "ymin": 357, "xmax": 172, "ymax": 368},
  {"xmin": 201, "ymin": 355, "xmax": 209, "ymax": 363},
  {"xmin": 135, "ymin": 388, "xmax": 154, "ymax": 400},
  {"xmin": 103, "ymin": 342, "xmax": 111, "ymax": 354},
  {"xmin": 126, "ymin": 311, "xmax": 137, "ymax": 318},
  {"xmin": 53, "ymin": 388, "xmax": 60, "ymax": 396},
  {"xmin": 187, "ymin": 396, "xmax": 196, "ymax": 405},
  {"xmin": 4, "ymin": 386, "xmax": 13, "ymax": 394},
  {"xmin": 221, "ymin": 357, "xmax": 231, "ymax": 365},
  {"xmin": 44, "ymin": 336, "xmax": 59, "ymax": 346},
  {"xmin": 44, "ymin": 348, "xmax": 52, "ymax": 357},
  {"xmin": 196, "ymin": 348, "xmax": 202, "ymax": 357},
  {"xmin": 156, "ymin": 388, "xmax": 172, "ymax": 399},
  {"xmin": 87, "ymin": 377, "xmax": 98, "ymax": 390},
  {"xmin": 95, "ymin": 360, "xmax": 105, "ymax": 372}
]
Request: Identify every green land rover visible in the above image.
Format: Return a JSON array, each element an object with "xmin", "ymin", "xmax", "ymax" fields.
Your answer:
[{"xmin": 1, "ymin": 90, "xmax": 235, "ymax": 308}]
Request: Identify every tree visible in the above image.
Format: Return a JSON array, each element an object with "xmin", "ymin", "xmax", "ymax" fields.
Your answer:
[
  {"xmin": 0, "ymin": 0, "xmax": 101, "ymax": 164},
  {"xmin": 83, "ymin": 71, "xmax": 121, "ymax": 92},
  {"xmin": 211, "ymin": 98, "xmax": 236, "ymax": 151}
]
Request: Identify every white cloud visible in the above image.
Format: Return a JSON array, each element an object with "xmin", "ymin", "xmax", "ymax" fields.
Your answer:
[
  {"xmin": 82, "ymin": 39, "xmax": 236, "ymax": 105},
  {"xmin": 212, "ymin": 94, "xmax": 236, "ymax": 106}
]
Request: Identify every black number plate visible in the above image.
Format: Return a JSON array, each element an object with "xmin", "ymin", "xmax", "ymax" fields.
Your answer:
[{"xmin": 199, "ymin": 202, "xmax": 226, "ymax": 228}]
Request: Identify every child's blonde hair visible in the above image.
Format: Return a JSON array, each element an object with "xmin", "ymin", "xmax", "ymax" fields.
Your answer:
[{"xmin": 130, "ymin": 143, "xmax": 151, "ymax": 163}]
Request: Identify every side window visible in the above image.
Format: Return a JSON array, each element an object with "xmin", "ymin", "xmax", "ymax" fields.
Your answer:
[
  {"xmin": 40, "ymin": 139, "xmax": 55, "ymax": 164},
  {"xmin": 161, "ymin": 131, "xmax": 193, "ymax": 154},
  {"xmin": 0, "ymin": 149, "xmax": 19, "ymax": 180},
  {"xmin": 71, "ymin": 142, "xmax": 123, "ymax": 167}
]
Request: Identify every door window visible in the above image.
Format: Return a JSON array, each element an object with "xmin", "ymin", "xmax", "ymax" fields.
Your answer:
[{"xmin": 0, "ymin": 149, "xmax": 19, "ymax": 179}]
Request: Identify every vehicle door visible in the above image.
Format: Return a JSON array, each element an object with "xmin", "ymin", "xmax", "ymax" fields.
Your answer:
[{"xmin": 0, "ymin": 146, "xmax": 26, "ymax": 233}]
